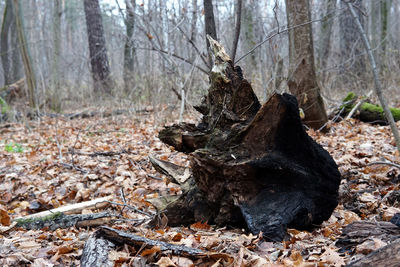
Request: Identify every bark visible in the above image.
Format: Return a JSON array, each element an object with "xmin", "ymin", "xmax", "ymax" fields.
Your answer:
[
  {"xmin": 380, "ymin": 0, "xmax": 390, "ymax": 55},
  {"xmin": 242, "ymin": 1, "xmax": 256, "ymax": 67},
  {"xmin": 1, "ymin": 0, "xmax": 13, "ymax": 85},
  {"xmin": 153, "ymin": 37, "xmax": 341, "ymax": 242},
  {"xmin": 81, "ymin": 232, "xmax": 115, "ymax": 267},
  {"xmin": 285, "ymin": 0, "xmax": 328, "ymax": 129},
  {"xmin": 13, "ymin": 0, "xmax": 36, "ymax": 108},
  {"xmin": 318, "ymin": 0, "xmax": 336, "ymax": 77},
  {"xmin": 50, "ymin": 0, "xmax": 62, "ymax": 111},
  {"xmin": 347, "ymin": 240, "xmax": 400, "ymax": 267},
  {"xmin": 123, "ymin": 0, "xmax": 136, "ymax": 95},
  {"xmin": 83, "ymin": 0, "xmax": 113, "ymax": 95},
  {"xmin": 203, "ymin": 0, "xmax": 217, "ymax": 68},
  {"xmin": 190, "ymin": 0, "xmax": 198, "ymax": 62},
  {"xmin": 230, "ymin": 0, "xmax": 242, "ymax": 62},
  {"xmin": 339, "ymin": 0, "xmax": 366, "ymax": 83}
]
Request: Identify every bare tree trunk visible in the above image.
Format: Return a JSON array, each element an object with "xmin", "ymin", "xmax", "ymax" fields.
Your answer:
[
  {"xmin": 83, "ymin": 0, "xmax": 113, "ymax": 95},
  {"xmin": 1, "ymin": 0, "xmax": 13, "ymax": 85},
  {"xmin": 203, "ymin": 0, "xmax": 217, "ymax": 69},
  {"xmin": 339, "ymin": 0, "xmax": 366, "ymax": 85},
  {"xmin": 318, "ymin": 0, "xmax": 336, "ymax": 80},
  {"xmin": 190, "ymin": 0, "xmax": 198, "ymax": 62},
  {"xmin": 123, "ymin": 0, "xmax": 136, "ymax": 95},
  {"xmin": 230, "ymin": 0, "xmax": 242, "ymax": 62},
  {"xmin": 285, "ymin": 0, "xmax": 328, "ymax": 130},
  {"xmin": 51, "ymin": 0, "xmax": 62, "ymax": 97},
  {"xmin": 381, "ymin": 0, "xmax": 390, "ymax": 54},
  {"xmin": 346, "ymin": 1, "xmax": 400, "ymax": 154},
  {"xmin": 13, "ymin": 0, "xmax": 36, "ymax": 108},
  {"xmin": 10, "ymin": 15, "xmax": 22, "ymax": 83}
]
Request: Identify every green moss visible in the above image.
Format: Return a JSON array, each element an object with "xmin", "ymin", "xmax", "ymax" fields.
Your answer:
[
  {"xmin": 341, "ymin": 92, "xmax": 357, "ymax": 112},
  {"xmin": 390, "ymin": 107, "xmax": 400, "ymax": 121},
  {"xmin": 15, "ymin": 212, "xmax": 63, "ymax": 226},
  {"xmin": 342, "ymin": 92, "xmax": 357, "ymax": 103},
  {"xmin": 359, "ymin": 102, "xmax": 400, "ymax": 122}
]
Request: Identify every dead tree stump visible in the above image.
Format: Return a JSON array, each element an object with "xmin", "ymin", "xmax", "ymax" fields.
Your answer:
[{"xmin": 153, "ymin": 37, "xmax": 341, "ymax": 241}]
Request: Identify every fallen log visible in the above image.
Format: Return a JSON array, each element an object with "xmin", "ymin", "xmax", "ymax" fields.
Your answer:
[
  {"xmin": 15, "ymin": 212, "xmax": 112, "ymax": 230},
  {"xmin": 346, "ymin": 238, "xmax": 400, "ymax": 267},
  {"xmin": 341, "ymin": 92, "xmax": 400, "ymax": 124},
  {"xmin": 151, "ymin": 37, "xmax": 341, "ymax": 241}
]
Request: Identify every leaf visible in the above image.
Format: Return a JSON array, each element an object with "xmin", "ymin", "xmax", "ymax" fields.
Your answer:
[
  {"xmin": 0, "ymin": 209, "xmax": 11, "ymax": 226},
  {"xmin": 141, "ymin": 246, "xmax": 161, "ymax": 257},
  {"xmin": 190, "ymin": 221, "xmax": 211, "ymax": 231},
  {"xmin": 156, "ymin": 256, "xmax": 176, "ymax": 267}
]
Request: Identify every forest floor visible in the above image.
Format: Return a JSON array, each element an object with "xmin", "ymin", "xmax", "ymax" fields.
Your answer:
[{"xmin": 0, "ymin": 110, "xmax": 399, "ymax": 266}]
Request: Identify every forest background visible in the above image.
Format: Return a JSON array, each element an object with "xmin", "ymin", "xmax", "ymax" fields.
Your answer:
[{"xmin": 1, "ymin": 0, "xmax": 399, "ymax": 118}]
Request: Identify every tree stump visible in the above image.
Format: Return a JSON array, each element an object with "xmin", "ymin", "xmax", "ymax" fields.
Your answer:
[{"xmin": 153, "ymin": 37, "xmax": 341, "ymax": 241}]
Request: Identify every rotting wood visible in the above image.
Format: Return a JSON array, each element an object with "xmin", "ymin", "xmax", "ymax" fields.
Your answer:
[
  {"xmin": 81, "ymin": 231, "xmax": 115, "ymax": 267},
  {"xmin": 99, "ymin": 226, "xmax": 205, "ymax": 257},
  {"xmin": 15, "ymin": 212, "xmax": 112, "ymax": 230},
  {"xmin": 152, "ymin": 37, "xmax": 341, "ymax": 241},
  {"xmin": 336, "ymin": 220, "xmax": 400, "ymax": 253},
  {"xmin": 346, "ymin": 238, "xmax": 400, "ymax": 267}
]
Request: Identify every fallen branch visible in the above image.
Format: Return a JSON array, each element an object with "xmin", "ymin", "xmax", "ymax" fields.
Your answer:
[
  {"xmin": 71, "ymin": 149, "xmax": 131, "ymax": 157},
  {"xmin": 15, "ymin": 212, "xmax": 113, "ymax": 230},
  {"xmin": 98, "ymin": 226, "xmax": 205, "ymax": 258},
  {"xmin": 15, "ymin": 196, "xmax": 112, "ymax": 220}
]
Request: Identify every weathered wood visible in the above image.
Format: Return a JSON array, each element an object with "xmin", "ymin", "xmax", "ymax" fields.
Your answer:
[
  {"xmin": 99, "ymin": 226, "xmax": 205, "ymax": 258},
  {"xmin": 154, "ymin": 37, "xmax": 341, "ymax": 241},
  {"xmin": 81, "ymin": 232, "xmax": 115, "ymax": 267},
  {"xmin": 336, "ymin": 221, "xmax": 400, "ymax": 253},
  {"xmin": 15, "ymin": 212, "xmax": 112, "ymax": 230},
  {"xmin": 15, "ymin": 196, "xmax": 111, "ymax": 220},
  {"xmin": 346, "ymin": 239, "xmax": 400, "ymax": 267}
]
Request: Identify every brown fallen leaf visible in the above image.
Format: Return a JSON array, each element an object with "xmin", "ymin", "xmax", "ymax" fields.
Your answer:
[
  {"xmin": 156, "ymin": 256, "xmax": 177, "ymax": 267},
  {"xmin": 0, "ymin": 208, "xmax": 11, "ymax": 226}
]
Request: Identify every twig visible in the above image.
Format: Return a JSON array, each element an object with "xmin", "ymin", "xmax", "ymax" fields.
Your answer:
[
  {"xmin": 71, "ymin": 149, "xmax": 130, "ymax": 157},
  {"xmin": 345, "ymin": 90, "xmax": 373, "ymax": 120},
  {"xmin": 127, "ymin": 158, "xmax": 163, "ymax": 181},
  {"xmin": 106, "ymin": 201, "xmax": 153, "ymax": 217}
]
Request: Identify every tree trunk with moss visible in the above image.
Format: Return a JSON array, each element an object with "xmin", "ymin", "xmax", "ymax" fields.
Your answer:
[
  {"xmin": 285, "ymin": 0, "xmax": 328, "ymax": 129},
  {"xmin": 151, "ymin": 37, "xmax": 341, "ymax": 242}
]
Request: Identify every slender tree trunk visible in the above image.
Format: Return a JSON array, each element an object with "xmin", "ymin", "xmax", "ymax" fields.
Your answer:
[
  {"xmin": 380, "ymin": 0, "xmax": 390, "ymax": 54},
  {"xmin": 203, "ymin": 0, "xmax": 217, "ymax": 69},
  {"xmin": 318, "ymin": 0, "xmax": 336, "ymax": 79},
  {"xmin": 242, "ymin": 1, "xmax": 256, "ymax": 68},
  {"xmin": 83, "ymin": 0, "xmax": 113, "ymax": 95},
  {"xmin": 285, "ymin": 0, "xmax": 328, "ymax": 129},
  {"xmin": 1, "ymin": 0, "xmax": 13, "ymax": 85},
  {"xmin": 13, "ymin": 0, "xmax": 36, "ymax": 108},
  {"xmin": 52, "ymin": 0, "xmax": 61, "ymax": 94},
  {"xmin": 339, "ymin": 0, "xmax": 365, "ymax": 84},
  {"xmin": 10, "ymin": 15, "xmax": 22, "ymax": 82},
  {"xmin": 190, "ymin": 0, "xmax": 198, "ymax": 62},
  {"xmin": 345, "ymin": 1, "xmax": 400, "ymax": 154},
  {"xmin": 230, "ymin": 0, "xmax": 242, "ymax": 62},
  {"xmin": 123, "ymin": 0, "xmax": 136, "ymax": 95}
]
